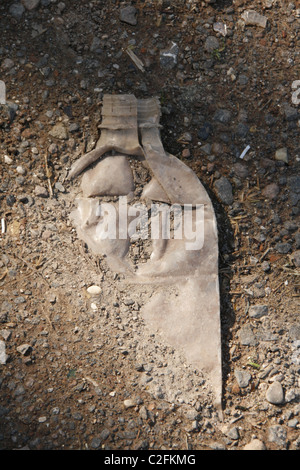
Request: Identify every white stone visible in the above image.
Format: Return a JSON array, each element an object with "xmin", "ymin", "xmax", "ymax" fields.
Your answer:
[
  {"xmin": 16, "ymin": 166, "xmax": 26, "ymax": 175},
  {"xmin": 243, "ymin": 439, "xmax": 266, "ymax": 450},
  {"xmin": 4, "ymin": 155, "xmax": 13, "ymax": 164},
  {"xmin": 38, "ymin": 416, "xmax": 47, "ymax": 423},
  {"xmin": 124, "ymin": 399, "xmax": 136, "ymax": 408},
  {"xmin": 87, "ymin": 285, "xmax": 102, "ymax": 296},
  {"xmin": 275, "ymin": 147, "xmax": 289, "ymax": 163}
]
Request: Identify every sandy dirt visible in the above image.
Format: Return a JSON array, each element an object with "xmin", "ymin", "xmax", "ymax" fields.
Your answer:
[{"xmin": 0, "ymin": 0, "xmax": 299, "ymax": 450}]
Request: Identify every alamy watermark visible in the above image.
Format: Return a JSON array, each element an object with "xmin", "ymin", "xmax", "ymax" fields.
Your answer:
[{"xmin": 93, "ymin": 196, "xmax": 205, "ymax": 251}]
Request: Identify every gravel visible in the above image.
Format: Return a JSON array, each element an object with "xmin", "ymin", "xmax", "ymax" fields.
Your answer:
[{"xmin": 0, "ymin": 0, "xmax": 299, "ymax": 452}]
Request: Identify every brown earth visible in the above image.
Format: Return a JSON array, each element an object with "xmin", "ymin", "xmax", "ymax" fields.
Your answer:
[{"xmin": 0, "ymin": 0, "xmax": 299, "ymax": 451}]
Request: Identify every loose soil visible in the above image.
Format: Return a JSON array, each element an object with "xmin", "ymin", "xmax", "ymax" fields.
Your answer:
[{"xmin": 0, "ymin": 0, "xmax": 299, "ymax": 451}]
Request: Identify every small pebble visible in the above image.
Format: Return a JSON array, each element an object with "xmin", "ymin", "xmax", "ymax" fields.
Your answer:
[
  {"xmin": 268, "ymin": 425, "xmax": 287, "ymax": 447},
  {"xmin": 275, "ymin": 242, "xmax": 291, "ymax": 254},
  {"xmin": 48, "ymin": 293, "xmax": 56, "ymax": 304},
  {"xmin": 87, "ymin": 285, "xmax": 102, "ymax": 296},
  {"xmin": 221, "ymin": 424, "xmax": 239, "ymax": 440},
  {"xmin": 124, "ymin": 398, "xmax": 136, "ymax": 409},
  {"xmin": 16, "ymin": 166, "xmax": 26, "ymax": 175},
  {"xmin": 38, "ymin": 416, "xmax": 47, "ymax": 423},
  {"xmin": 23, "ymin": 0, "xmax": 41, "ymax": 10},
  {"xmin": 214, "ymin": 177, "xmax": 233, "ymax": 205},
  {"xmin": 120, "ymin": 5, "xmax": 137, "ymax": 26},
  {"xmin": 238, "ymin": 324, "xmax": 257, "ymax": 346},
  {"xmin": 6, "ymin": 195, "xmax": 16, "ymax": 207},
  {"xmin": 9, "ymin": 3, "xmax": 25, "ymax": 20},
  {"xmin": 0, "ymin": 330, "xmax": 11, "ymax": 341},
  {"xmin": 290, "ymin": 251, "xmax": 300, "ymax": 267},
  {"xmin": 4, "ymin": 155, "xmax": 13, "ymax": 164},
  {"xmin": 48, "ymin": 143, "xmax": 58, "ymax": 154},
  {"xmin": 182, "ymin": 148, "xmax": 191, "ymax": 158},
  {"xmin": 261, "ymin": 261, "xmax": 270, "ymax": 272},
  {"xmin": 275, "ymin": 147, "xmax": 289, "ymax": 164},
  {"xmin": 213, "ymin": 108, "xmax": 232, "ymax": 124},
  {"xmin": 234, "ymin": 369, "xmax": 252, "ymax": 388},
  {"xmin": 287, "ymin": 418, "xmax": 298, "ymax": 428},
  {"xmin": 34, "ymin": 185, "xmax": 49, "ymax": 198},
  {"xmin": 55, "ymin": 182, "xmax": 65, "ymax": 193},
  {"xmin": 204, "ymin": 36, "xmax": 220, "ymax": 53},
  {"xmin": 90, "ymin": 437, "xmax": 101, "ymax": 449},
  {"xmin": 160, "ymin": 42, "xmax": 179, "ymax": 70},
  {"xmin": 16, "ymin": 343, "xmax": 32, "ymax": 356},
  {"xmin": 262, "ymin": 183, "xmax": 280, "ymax": 200},
  {"xmin": 266, "ymin": 381, "xmax": 284, "ymax": 405},
  {"xmin": 49, "ymin": 122, "xmax": 68, "ymax": 140},
  {"xmin": 249, "ymin": 305, "xmax": 269, "ymax": 319},
  {"xmin": 243, "ymin": 439, "xmax": 266, "ymax": 450}
]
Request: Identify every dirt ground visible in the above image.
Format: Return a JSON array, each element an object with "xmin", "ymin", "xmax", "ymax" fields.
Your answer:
[{"xmin": 0, "ymin": 0, "xmax": 299, "ymax": 451}]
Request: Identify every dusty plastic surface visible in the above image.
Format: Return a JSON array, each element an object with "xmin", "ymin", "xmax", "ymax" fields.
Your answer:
[
  {"xmin": 81, "ymin": 155, "xmax": 135, "ymax": 197},
  {"xmin": 70, "ymin": 95, "xmax": 223, "ymax": 417}
]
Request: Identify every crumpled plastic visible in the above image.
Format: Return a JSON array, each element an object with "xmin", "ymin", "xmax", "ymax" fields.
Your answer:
[{"xmin": 69, "ymin": 95, "xmax": 223, "ymax": 418}]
